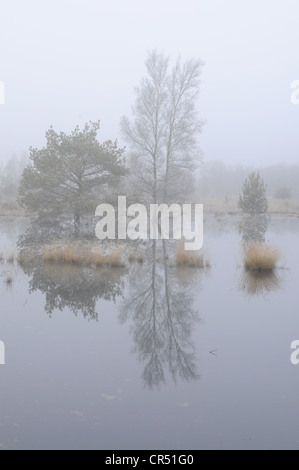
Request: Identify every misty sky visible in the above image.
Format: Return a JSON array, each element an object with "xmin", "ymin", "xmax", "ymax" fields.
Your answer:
[{"xmin": 1, "ymin": 0, "xmax": 299, "ymax": 166}]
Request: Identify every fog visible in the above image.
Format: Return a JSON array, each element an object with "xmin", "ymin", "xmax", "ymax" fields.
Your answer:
[
  {"xmin": 2, "ymin": 1, "xmax": 299, "ymax": 451},
  {"xmin": 1, "ymin": 0, "xmax": 299, "ymax": 166}
]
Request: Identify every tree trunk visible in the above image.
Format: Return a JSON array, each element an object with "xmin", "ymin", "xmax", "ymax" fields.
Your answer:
[{"xmin": 74, "ymin": 212, "xmax": 81, "ymax": 238}]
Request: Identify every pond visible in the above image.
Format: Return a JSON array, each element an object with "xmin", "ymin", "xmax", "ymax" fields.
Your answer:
[{"xmin": 0, "ymin": 214, "xmax": 299, "ymax": 450}]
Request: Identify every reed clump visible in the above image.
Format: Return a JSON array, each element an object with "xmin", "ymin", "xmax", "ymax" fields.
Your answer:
[
  {"xmin": 128, "ymin": 252, "xmax": 144, "ymax": 264},
  {"xmin": 6, "ymin": 253, "xmax": 15, "ymax": 264},
  {"xmin": 243, "ymin": 242, "xmax": 281, "ymax": 272},
  {"xmin": 105, "ymin": 250, "xmax": 126, "ymax": 268},
  {"xmin": 43, "ymin": 243, "xmax": 125, "ymax": 268},
  {"xmin": 176, "ymin": 241, "xmax": 210, "ymax": 268}
]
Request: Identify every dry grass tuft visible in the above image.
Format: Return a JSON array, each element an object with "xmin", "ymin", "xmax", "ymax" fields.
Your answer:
[
  {"xmin": 43, "ymin": 243, "xmax": 125, "ymax": 268},
  {"xmin": 17, "ymin": 253, "xmax": 25, "ymax": 266},
  {"xmin": 43, "ymin": 245, "xmax": 83, "ymax": 264},
  {"xmin": 176, "ymin": 241, "xmax": 209, "ymax": 268},
  {"xmin": 105, "ymin": 250, "xmax": 125, "ymax": 268},
  {"xmin": 89, "ymin": 252, "xmax": 105, "ymax": 267},
  {"xmin": 84, "ymin": 249, "xmax": 125, "ymax": 268},
  {"xmin": 6, "ymin": 253, "xmax": 15, "ymax": 264},
  {"xmin": 61, "ymin": 246, "xmax": 82, "ymax": 264},
  {"xmin": 243, "ymin": 242, "xmax": 282, "ymax": 272},
  {"xmin": 43, "ymin": 248, "xmax": 60, "ymax": 263}
]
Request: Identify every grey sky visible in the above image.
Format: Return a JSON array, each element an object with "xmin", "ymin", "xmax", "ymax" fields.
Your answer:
[{"xmin": 1, "ymin": 0, "xmax": 299, "ymax": 166}]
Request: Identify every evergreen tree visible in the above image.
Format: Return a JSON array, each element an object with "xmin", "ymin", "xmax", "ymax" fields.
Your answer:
[
  {"xmin": 18, "ymin": 121, "xmax": 126, "ymax": 235},
  {"xmin": 238, "ymin": 171, "xmax": 268, "ymax": 215}
]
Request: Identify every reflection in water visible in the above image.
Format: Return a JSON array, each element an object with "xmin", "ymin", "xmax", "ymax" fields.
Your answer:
[
  {"xmin": 120, "ymin": 241, "xmax": 201, "ymax": 390},
  {"xmin": 18, "ymin": 224, "xmax": 203, "ymax": 389},
  {"xmin": 21, "ymin": 260, "xmax": 125, "ymax": 320},
  {"xmin": 18, "ymin": 227, "xmax": 125, "ymax": 320},
  {"xmin": 238, "ymin": 213, "xmax": 284, "ymax": 296},
  {"xmin": 239, "ymin": 214, "xmax": 269, "ymax": 244},
  {"xmin": 239, "ymin": 269, "xmax": 284, "ymax": 296}
]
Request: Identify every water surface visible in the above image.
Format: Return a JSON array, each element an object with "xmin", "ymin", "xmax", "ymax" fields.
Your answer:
[{"xmin": 0, "ymin": 215, "xmax": 299, "ymax": 450}]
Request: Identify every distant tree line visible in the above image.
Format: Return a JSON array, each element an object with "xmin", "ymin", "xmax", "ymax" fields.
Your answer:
[
  {"xmin": 198, "ymin": 160, "xmax": 299, "ymax": 199},
  {"xmin": 0, "ymin": 153, "xmax": 28, "ymax": 211}
]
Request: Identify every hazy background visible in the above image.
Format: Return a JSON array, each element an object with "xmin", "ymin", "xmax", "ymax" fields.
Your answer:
[{"xmin": 1, "ymin": 0, "xmax": 299, "ymax": 166}]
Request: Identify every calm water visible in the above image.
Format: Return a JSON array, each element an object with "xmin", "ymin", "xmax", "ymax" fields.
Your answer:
[{"xmin": 0, "ymin": 215, "xmax": 299, "ymax": 450}]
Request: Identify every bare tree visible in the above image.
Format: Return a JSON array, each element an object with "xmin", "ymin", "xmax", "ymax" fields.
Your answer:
[{"xmin": 121, "ymin": 50, "xmax": 204, "ymax": 204}]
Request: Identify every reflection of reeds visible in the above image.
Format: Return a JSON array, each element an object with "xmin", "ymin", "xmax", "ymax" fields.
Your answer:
[
  {"xmin": 243, "ymin": 243, "xmax": 281, "ymax": 272},
  {"xmin": 5, "ymin": 274, "xmax": 13, "ymax": 285},
  {"xmin": 241, "ymin": 270, "xmax": 282, "ymax": 296},
  {"xmin": 176, "ymin": 241, "xmax": 209, "ymax": 268},
  {"xmin": 42, "ymin": 261, "xmax": 124, "ymax": 285},
  {"xmin": 128, "ymin": 252, "xmax": 144, "ymax": 264}
]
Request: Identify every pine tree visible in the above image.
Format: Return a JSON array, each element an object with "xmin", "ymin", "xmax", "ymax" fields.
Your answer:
[
  {"xmin": 238, "ymin": 171, "xmax": 268, "ymax": 215},
  {"xmin": 18, "ymin": 121, "xmax": 126, "ymax": 235}
]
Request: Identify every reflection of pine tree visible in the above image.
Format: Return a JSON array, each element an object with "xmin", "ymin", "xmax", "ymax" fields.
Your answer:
[
  {"xmin": 18, "ymin": 231, "xmax": 125, "ymax": 320},
  {"xmin": 238, "ymin": 172, "xmax": 268, "ymax": 215}
]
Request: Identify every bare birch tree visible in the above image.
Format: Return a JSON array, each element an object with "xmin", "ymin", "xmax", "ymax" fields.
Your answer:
[{"xmin": 121, "ymin": 50, "xmax": 204, "ymax": 204}]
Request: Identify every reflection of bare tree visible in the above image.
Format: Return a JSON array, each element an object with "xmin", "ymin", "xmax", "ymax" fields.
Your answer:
[
  {"xmin": 239, "ymin": 269, "xmax": 283, "ymax": 296},
  {"xmin": 120, "ymin": 241, "xmax": 201, "ymax": 390},
  {"xmin": 239, "ymin": 214, "xmax": 270, "ymax": 244}
]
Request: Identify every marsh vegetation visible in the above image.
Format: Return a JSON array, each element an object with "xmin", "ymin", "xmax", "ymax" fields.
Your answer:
[{"xmin": 243, "ymin": 243, "xmax": 282, "ymax": 272}]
